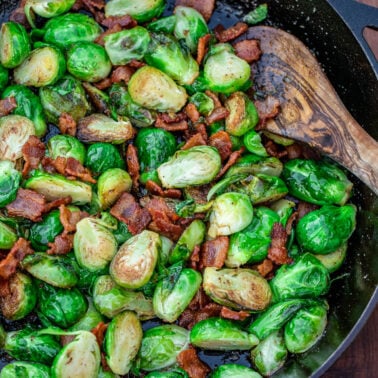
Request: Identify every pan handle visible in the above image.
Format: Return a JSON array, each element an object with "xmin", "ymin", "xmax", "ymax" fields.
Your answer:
[{"xmin": 327, "ymin": 0, "xmax": 378, "ymax": 78}]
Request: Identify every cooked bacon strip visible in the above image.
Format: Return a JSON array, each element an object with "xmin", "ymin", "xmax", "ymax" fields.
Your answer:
[
  {"xmin": 47, "ymin": 234, "xmax": 74, "ymax": 255},
  {"xmin": 128, "ymin": 59, "xmax": 146, "ymax": 68},
  {"xmin": 6, "ymin": 189, "xmax": 45, "ymax": 222},
  {"xmin": 200, "ymin": 236, "xmax": 229, "ymax": 269},
  {"xmin": 91, "ymin": 322, "xmax": 108, "ymax": 348},
  {"xmin": 145, "ymin": 180, "xmax": 182, "ymax": 199},
  {"xmin": 214, "ymin": 22, "xmax": 248, "ymax": 43},
  {"xmin": 110, "ymin": 192, "xmax": 151, "ymax": 235},
  {"xmin": 0, "ymin": 97, "xmax": 17, "ymax": 117},
  {"xmin": 255, "ymin": 258, "xmax": 274, "ymax": 278},
  {"xmin": 196, "ymin": 33, "xmax": 212, "ymax": 64},
  {"xmin": 208, "ymin": 131, "xmax": 232, "ymax": 161},
  {"xmin": 189, "ymin": 245, "xmax": 201, "ymax": 270},
  {"xmin": 22, "ymin": 135, "xmax": 46, "ymax": 177},
  {"xmin": 175, "ymin": 0, "xmax": 215, "ymax": 21},
  {"xmin": 216, "ymin": 147, "xmax": 245, "ymax": 179},
  {"xmin": 285, "ymin": 212, "xmax": 298, "ymax": 236},
  {"xmin": 233, "ymin": 39, "xmax": 262, "ymax": 63},
  {"xmin": 0, "ymin": 238, "xmax": 33, "ymax": 280},
  {"xmin": 255, "ymin": 96, "xmax": 281, "ymax": 130},
  {"xmin": 185, "ymin": 103, "xmax": 200, "ymax": 123},
  {"xmin": 43, "ymin": 197, "xmax": 72, "ymax": 214},
  {"xmin": 94, "ymin": 77, "xmax": 113, "ymax": 90},
  {"xmin": 297, "ymin": 201, "xmax": 319, "ymax": 220},
  {"xmin": 80, "ymin": 0, "xmax": 105, "ymax": 22},
  {"xmin": 264, "ymin": 140, "xmax": 287, "ymax": 159},
  {"xmin": 179, "ymin": 302, "xmax": 221, "ymax": 330},
  {"xmin": 95, "ymin": 24, "xmax": 122, "ymax": 46},
  {"xmin": 195, "ymin": 123, "xmax": 208, "ymax": 142},
  {"xmin": 149, "ymin": 216, "xmax": 183, "ymax": 241},
  {"xmin": 126, "ymin": 144, "xmax": 140, "ymax": 190},
  {"xmin": 220, "ymin": 307, "xmax": 251, "ymax": 321},
  {"xmin": 205, "ymin": 107, "xmax": 229, "ymax": 125},
  {"xmin": 144, "ymin": 196, "xmax": 180, "ymax": 223},
  {"xmin": 111, "ymin": 66, "xmax": 135, "ymax": 84},
  {"xmin": 59, "ymin": 205, "xmax": 88, "ymax": 235},
  {"xmin": 155, "ymin": 119, "xmax": 188, "ymax": 132},
  {"xmin": 268, "ymin": 223, "xmax": 292, "ymax": 265},
  {"xmin": 205, "ymin": 90, "xmax": 222, "ymax": 109},
  {"xmin": 177, "ymin": 348, "xmax": 211, "ymax": 378},
  {"xmin": 184, "ymin": 185, "xmax": 210, "ymax": 205},
  {"xmin": 101, "ymin": 14, "xmax": 137, "ymax": 29},
  {"xmin": 59, "ymin": 113, "xmax": 77, "ymax": 136},
  {"xmin": 182, "ymin": 133, "xmax": 207, "ymax": 150}
]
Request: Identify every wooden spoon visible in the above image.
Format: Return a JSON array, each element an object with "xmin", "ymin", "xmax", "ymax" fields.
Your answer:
[{"xmin": 245, "ymin": 26, "xmax": 378, "ymax": 195}]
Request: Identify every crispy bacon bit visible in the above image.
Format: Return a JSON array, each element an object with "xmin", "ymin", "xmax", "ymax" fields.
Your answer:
[
  {"xmin": 47, "ymin": 233, "xmax": 74, "ymax": 255},
  {"xmin": 155, "ymin": 119, "xmax": 188, "ymax": 132},
  {"xmin": 91, "ymin": 322, "xmax": 108, "ymax": 347},
  {"xmin": 126, "ymin": 144, "xmax": 140, "ymax": 190},
  {"xmin": 101, "ymin": 14, "xmax": 137, "ymax": 29},
  {"xmin": 200, "ymin": 236, "xmax": 229, "ymax": 268},
  {"xmin": 196, "ymin": 33, "xmax": 212, "ymax": 64},
  {"xmin": 0, "ymin": 238, "xmax": 33, "ymax": 280},
  {"xmin": 268, "ymin": 223, "xmax": 292, "ymax": 265},
  {"xmin": 59, "ymin": 113, "xmax": 77, "ymax": 136},
  {"xmin": 177, "ymin": 348, "xmax": 211, "ymax": 378},
  {"xmin": 6, "ymin": 189, "xmax": 45, "ymax": 222},
  {"xmin": 255, "ymin": 96, "xmax": 281, "ymax": 130},
  {"xmin": 185, "ymin": 186, "xmax": 210, "ymax": 205},
  {"xmin": 145, "ymin": 180, "xmax": 182, "ymax": 199},
  {"xmin": 158, "ymin": 112, "xmax": 187, "ymax": 124},
  {"xmin": 214, "ymin": 22, "xmax": 248, "ymax": 43},
  {"xmin": 205, "ymin": 90, "xmax": 222, "ymax": 109},
  {"xmin": 255, "ymin": 258, "xmax": 274, "ymax": 278},
  {"xmin": 205, "ymin": 107, "xmax": 230, "ymax": 125},
  {"xmin": 208, "ymin": 131, "xmax": 232, "ymax": 161},
  {"xmin": 128, "ymin": 59, "xmax": 146, "ymax": 68},
  {"xmin": 285, "ymin": 212, "xmax": 298, "ymax": 236},
  {"xmin": 182, "ymin": 133, "xmax": 207, "ymax": 150},
  {"xmin": 61, "ymin": 335, "xmax": 76, "ymax": 346},
  {"xmin": 195, "ymin": 123, "xmax": 208, "ymax": 142},
  {"xmin": 189, "ymin": 245, "xmax": 201, "ymax": 270},
  {"xmin": 110, "ymin": 192, "xmax": 151, "ymax": 235},
  {"xmin": 9, "ymin": 0, "xmax": 28, "ymax": 27},
  {"xmin": 80, "ymin": 0, "xmax": 105, "ymax": 22},
  {"xmin": 94, "ymin": 77, "xmax": 113, "ymax": 90},
  {"xmin": 95, "ymin": 23, "xmax": 122, "ymax": 46},
  {"xmin": 0, "ymin": 97, "xmax": 17, "ymax": 117},
  {"xmin": 264, "ymin": 140, "xmax": 288, "ymax": 159},
  {"xmin": 22, "ymin": 135, "xmax": 45, "ymax": 177},
  {"xmin": 43, "ymin": 197, "xmax": 72, "ymax": 214},
  {"xmin": 185, "ymin": 103, "xmax": 201, "ymax": 123},
  {"xmin": 233, "ymin": 39, "xmax": 262, "ymax": 63},
  {"xmin": 297, "ymin": 201, "xmax": 319, "ymax": 220},
  {"xmin": 111, "ymin": 65, "xmax": 135, "ymax": 84},
  {"xmin": 220, "ymin": 307, "xmax": 251, "ymax": 321},
  {"xmin": 216, "ymin": 147, "xmax": 245, "ymax": 179},
  {"xmin": 60, "ymin": 205, "xmax": 88, "ymax": 235},
  {"xmin": 175, "ymin": 0, "xmax": 215, "ymax": 21},
  {"xmin": 286, "ymin": 143, "xmax": 303, "ymax": 160}
]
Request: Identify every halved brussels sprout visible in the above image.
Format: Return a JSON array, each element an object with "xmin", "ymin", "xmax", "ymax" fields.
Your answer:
[
  {"xmin": 211, "ymin": 364, "xmax": 262, "ymax": 378},
  {"xmin": 51, "ymin": 331, "xmax": 100, "ymax": 378},
  {"xmin": 0, "ymin": 271, "xmax": 37, "ymax": 321},
  {"xmin": 190, "ymin": 317, "xmax": 259, "ymax": 351},
  {"xmin": 243, "ymin": 130, "xmax": 268, "ymax": 156},
  {"xmin": 0, "ymin": 160, "xmax": 21, "ymax": 208},
  {"xmin": 25, "ymin": 170, "xmax": 92, "ymax": 205},
  {"xmin": 0, "ymin": 64, "xmax": 9, "ymax": 91},
  {"xmin": 48, "ymin": 134, "xmax": 86, "ymax": 164},
  {"xmin": 77, "ymin": 114, "xmax": 134, "ymax": 144},
  {"xmin": 203, "ymin": 267, "xmax": 272, "ymax": 311},
  {"xmin": 0, "ymin": 361, "xmax": 51, "ymax": 378},
  {"xmin": 110, "ymin": 230, "xmax": 161, "ymax": 289},
  {"xmin": 105, "ymin": 311, "xmax": 143, "ymax": 375},
  {"xmin": 158, "ymin": 146, "xmax": 221, "ymax": 188},
  {"xmin": 128, "ymin": 66, "xmax": 188, "ymax": 113},
  {"xmin": 138, "ymin": 325, "xmax": 190, "ymax": 371},
  {"xmin": 313, "ymin": 243, "xmax": 347, "ymax": 273},
  {"xmin": 74, "ymin": 217, "xmax": 118, "ymax": 273},
  {"xmin": 14, "ymin": 46, "xmax": 66, "ymax": 87},
  {"xmin": 0, "ymin": 115, "xmax": 35, "ymax": 161},
  {"xmin": 105, "ymin": 0, "xmax": 165, "ymax": 22},
  {"xmin": 190, "ymin": 92, "xmax": 214, "ymax": 116},
  {"xmin": 0, "ymin": 22, "xmax": 30, "ymax": 68},
  {"xmin": 208, "ymin": 192, "xmax": 253, "ymax": 238},
  {"xmin": 148, "ymin": 15, "xmax": 177, "ymax": 34},
  {"xmin": 0, "ymin": 220, "xmax": 17, "ymax": 249},
  {"xmin": 104, "ymin": 26, "xmax": 151, "ymax": 65},
  {"xmin": 270, "ymin": 198, "xmax": 296, "ymax": 226},
  {"xmin": 69, "ymin": 298, "xmax": 105, "ymax": 332}
]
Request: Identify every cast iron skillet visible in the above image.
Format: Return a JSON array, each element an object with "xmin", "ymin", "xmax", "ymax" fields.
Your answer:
[{"xmin": 0, "ymin": 0, "xmax": 377, "ymax": 376}]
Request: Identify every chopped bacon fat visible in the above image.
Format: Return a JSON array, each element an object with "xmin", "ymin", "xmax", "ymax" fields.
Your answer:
[
  {"xmin": 255, "ymin": 258, "xmax": 274, "ymax": 278},
  {"xmin": 47, "ymin": 234, "xmax": 74, "ymax": 255},
  {"xmin": 177, "ymin": 348, "xmax": 211, "ymax": 378},
  {"xmin": 22, "ymin": 135, "xmax": 46, "ymax": 177},
  {"xmin": 205, "ymin": 106, "xmax": 230, "ymax": 125}
]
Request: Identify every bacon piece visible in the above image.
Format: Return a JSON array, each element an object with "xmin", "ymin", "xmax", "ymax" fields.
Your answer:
[
  {"xmin": 22, "ymin": 135, "xmax": 45, "ymax": 177},
  {"xmin": 220, "ymin": 307, "xmax": 251, "ymax": 321},
  {"xmin": 177, "ymin": 348, "xmax": 211, "ymax": 378},
  {"xmin": 264, "ymin": 140, "xmax": 287, "ymax": 159},
  {"xmin": 214, "ymin": 22, "xmax": 248, "ymax": 43},
  {"xmin": 175, "ymin": 0, "xmax": 215, "ymax": 21},
  {"xmin": 200, "ymin": 236, "xmax": 229, "ymax": 268},
  {"xmin": 195, "ymin": 123, "xmax": 208, "ymax": 142},
  {"xmin": 110, "ymin": 192, "xmax": 151, "ymax": 235},
  {"xmin": 126, "ymin": 144, "xmax": 140, "ymax": 190},
  {"xmin": 255, "ymin": 96, "xmax": 281, "ymax": 130},
  {"xmin": 91, "ymin": 322, "xmax": 108, "ymax": 348},
  {"xmin": 208, "ymin": 131, "xmax": 232, "ymax": 161},
  {"xmin": 101, "ymin": 14, "xmax": 137, "ymax": 29},
  {"xmin": 95, "ymin": 24, "xmax": 122, "ymax": 46},
  {"xmin": 205, "ymin": 90, "xmax": 222, "ymax": 109},
  {"xmin": 286, "ymin": 143, "xmax": 303, "ymax": 160},
  {"xmin": 182, "ymin": 133, "xmax": 207, "ymax": 150},
  {"xmin": 0, "ymin": 97, "xmax": 17, "ymax": 117},
  {"xmin": 185, "ymin": 103, "xmax": 200, "ymax": 123},
  {"xmin": 0, "ymin": 238, "xmax": 33, "ymax": 280},
  {"xmin": 268, "ymin": 223, "xmax": 292, "ymax": 265},
  {"xmin": 143, "ymin": 196, "xmax": 180, "ymax": 223},
  {"xmin": 145, "ymin": 180, "xmax": 182, "ymax": 199},
  {"xmin": 185, "ymin": 186, "xmax": 210, "ymax": 205},
  {"xmin": 196, "ymin": 33, "xmax": 211, "ymax": 64},
  {"xmin": 94, "ymin": 77, "xmax": 113, "ymax": 90},
  {"xmin": 59, "ymin": 205, "xmax": 88, "ymax": 235},
  {"xmin": 285, "ymin": 212, "xmax": 298, "ymax": 236},
  {"xmin": 155, "ymin": 119, "xmax": 188, "ymax": 132},
  {"xmin": 297, "ymin": 201, "xmax": 319, "ymax": 220},
  {"xmin": 59, "ymin": 113, "xmax": 77, "ymax": 136},
  {"xmin": 216, "ymin": 147, "xmax": 245, "ymax": 179},
  {"xmin": 255, "ymin": 258, "xmax": 274, "ymax": 278},
  {"xmin": 189, "ymin": 245, "xmax": 201, "ymax": 270},
  {"xmin": 43, "ymin": 197, "xmax": 72, "ymax": 214},
  {"xmin": 233, "ymin": 39, "xmax": 262, "ymax": 63},
  {"xmin": 128, "ymin": 59, "xmax": 146, "ymax": 68},
  {"xmin": 205, "ymin": 107, "xmax": 229, "ymax": 125},
  {"xmin": 6, "ymin": 189, "xmax": 45, "ymax": 222},
  {"xmin": 47, "ymin": 234, "xmax": 74, "ymax": 255},
  {"xmin": 111, "ymin": 66, "xmax": 135, "ymax": 84},
  {"xmin": 9, "ymin": 0, "xmax": 28, "ymax": 28}
]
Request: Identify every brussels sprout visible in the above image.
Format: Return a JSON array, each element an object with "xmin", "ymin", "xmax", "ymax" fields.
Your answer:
[
  {"xmin": 158, "ymin": 146, "xmax": 221, "ymax": 188},
  {"xmin": 270, "ymin": 253, "xmax": 330, "ymax": 302},
  {"xmin": 174, "ymin": 6, "xmax": 209, "ymax": 53},
  {"xmin": 251, "ymin": 332, "xmax": 287, "ymax": 377},
  {"xmin": 105, "ymin": 0, "xmax": 165, "ymax": 22},
  {"xmin": 128, "ymin": 66, "xmax": 188, "ymax": 113},
  {"xmin": 169, "ymin": 220, "xmax": 206, "ymax": 264},
  {"xmin": 104, "ymin": 26, "xmax": 151, "ymax": 65},
  {"xmin": 14, "ymin": 46, "xmax": 65, "ymax": 87},
  {"xmin": 74, "ymin": 217, "xmax": 118, "ymax": 273},
  {"xmin": 190, "ymin": 92, "xmax": 214, "ymax": 116},
  {"xmin": 105, "ymin": 311, "xmax": 143, "ymax": 375},
  {"xmin": 25, "ymin": 0, "xmax": 75, "ymax": 28},
  {"xmin": 39, "ymin": 75, "xmax": 90, "ymax": 124},
  {"xmin": 77, "ymin": 114, "xmax": 134, "ymax": 144},
  {"xmin": 0, "ymin": 115, "xmax": 35, "ymax": 161},
  {"xmin": 148, "ymin": 15, "xmax": 177, "ymax": 34},
  {"xmin": 47, "ymin": 134, "xmax": 86, "ymax": 164},
  {"xmin": 284, "ymin": 303, "xmax": 328, "ymax": 353},
  {"xmin": 135, "ymin": 127, "xmax": 177, "ymax": 184},
  {"xmin": 243, "ymin": 130, "xmax": 268, "ymax": 156},
  {"xmin": 0, "ymin": 220, "xmax": 17, "ymax": 249},
  {"xmin": 203, "ymin": 267, "xmax": 272, "ymax": 311},
  {"xmin": 145, "ymin": 32, "xmax": 199, "ymax": 85},
  {"xmin": 51, "ymin": 331, "xmax": 100, "ymax": 378},
  {"xmin": 98, "ymin": 367, "xmax": 119, "ymax": 378},
  {"xmin": 0, "ymin": 361, "xmax": 51, "ymax": 378},
  {"xmin": 0, "ymin": 22, "xmax": 30, "ymax": 68},
  {"xmin": 224, "ymin": 92, "xmax": 259, "ymax": 137},
  {"xmin": 153, "ymin": 267, "xmax": 202, "ymax": 322},
  {"xmin": 0, "ymin": 64, "xmax": 9, "ymax": 91},
  {"xmin": 0, "ymin": 160, "xmax": 21, "ymax": 208},
  {"xmin": 110, "ymin": 230, "xmax": 160, "ymax": 289},
  {"xmin": 226, "ymin": 207, "xmax": 280, "ymax": 267},
  {"xmin": 4, "ymin": 328, "xmax": 61, "ymax": 364},
  {"xmin": 0, "ymin": 272, "xmax": 36, "ymax": 321},
  {"xmin": 25, "ymin": 170, "xmax": 92, "ymax": 204},
  {"xmin": 138, "ymin": 325, "xmax": 190, "ymax": 371},
  {"xmin": 204, "ymin": 44, "xmax": 251, "ymax": 94},
  {"xmin": 270, "ymin": 198, "xmax": 296, "ymax": 226},
  {"xmin": 297, "ymin": 204, "xmax": 356, "ymax": 255},
  {"xmin": 282, "ymin": 159, "xmax": 353, "ymax": 206},
  {"xmin": 21, "ymin": 253, "xmax": 78, "ymax": 288},
  {"xmin": 2, "ymin": 85, "xmax": 47, "ymax": 137},
  {"xmin": 313, "ymin": 243, "xmax": 347, "ymax": 273},
  {"xmin": 42, "ymin": 13, "xmax": 102, "ymax": 49},
  {"xmin": 67, "ymin": 42, "xmax": 111, "ymax": 83},
  {"xmin": 37, "ymin": 282, "xmax": 88, "ymax": 328},
  {"xmin": 92, "ymin": 275, "xmax": 154, "ymax": 319},
  {"xmin": 208, "ymin": 192, "xmax": 253, "ymax": 238},
  {"xmin": 262, "ymin": 130, "xmax": 294, "ymax": 146},
  {"xmin": 145, "ymin": 370, "xmax": 188, "ymax": 378},
  {"xmin": 100, "ymin": 212, "xmax": 132, "ymax": 245},
  {"xmin": 69, "ymin": 298, "xmax": 105, "ymax": 332},
  {"xmin": 211, "ymin": 364, "xmax": 262, "ymax": 378},
  {"xmin": 190, "ymin": 318, "xmax": 259, "ymax": 351}
]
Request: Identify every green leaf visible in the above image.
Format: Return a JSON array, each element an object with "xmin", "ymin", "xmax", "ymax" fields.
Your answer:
[{"xmin": 243, "ymin": 4, "xmax": 268, "ymax": 25}]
